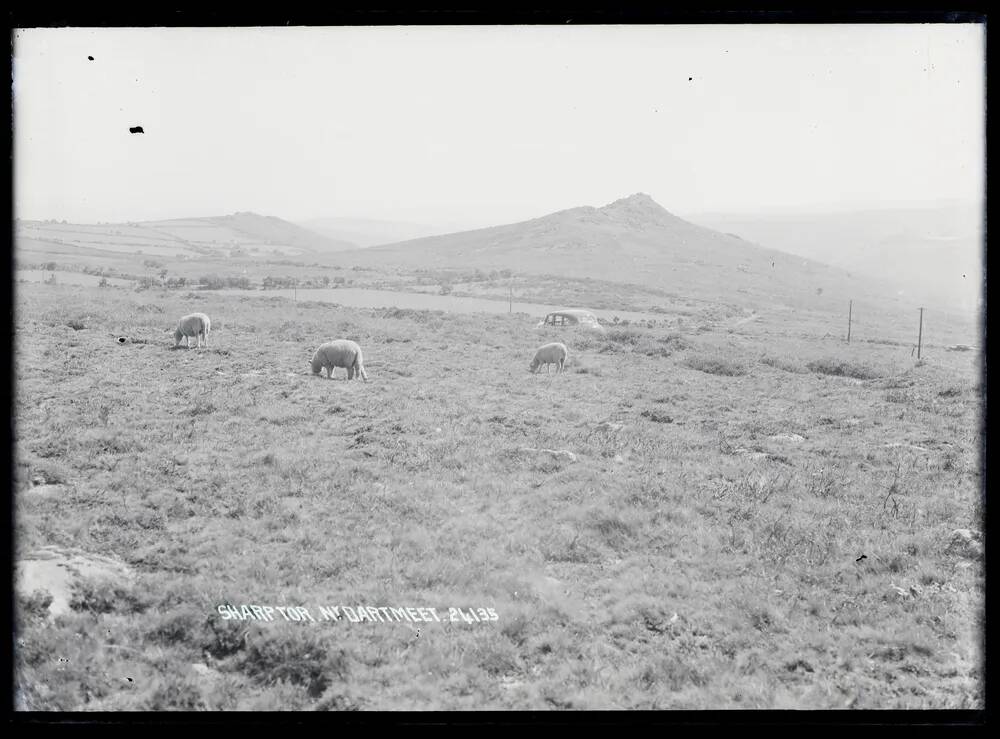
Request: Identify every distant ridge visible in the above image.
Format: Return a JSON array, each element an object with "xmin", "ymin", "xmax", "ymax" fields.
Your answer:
[
  {"xmin": 299, "ymin": 216, "xmax": 445, "ymax": 248},
  {"xmin": 330, "ymin": 193, "xmax": 964, "ymax": 318},
  {"xmin": 15, "ymin": 212, "xmax": 356, "ymax": 259},
  {"xmin": 690, "ymin": 203, "xmax": 983, "ymax": 314}
]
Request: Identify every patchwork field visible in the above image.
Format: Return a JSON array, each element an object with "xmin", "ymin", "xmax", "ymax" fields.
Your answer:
[{"xmin": 14, "ymin": 281, "xmax": 983, "ymax": 710}]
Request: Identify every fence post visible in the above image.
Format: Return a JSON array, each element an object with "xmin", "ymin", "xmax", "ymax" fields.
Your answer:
[
  {"xmin": 847, "ymin": 300, "xmax": 852, "ymax": 343},
  {"xmin": 917, "ymin": 307, "xmax": 924, "ymax": 359}
]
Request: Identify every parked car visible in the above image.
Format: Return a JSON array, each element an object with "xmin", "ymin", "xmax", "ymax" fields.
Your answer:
[{"xmin": 536, "ymin": 309, "xmax": 607, "ymax": 334}]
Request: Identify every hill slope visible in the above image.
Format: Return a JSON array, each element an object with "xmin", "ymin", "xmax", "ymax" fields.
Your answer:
[
  {"xmin": 299, "ymin": 217, "xmax": 445, "ymax": 248},
  {"xmin": 689, "ymin": 203, "xmax": 983, "ymax": 314},
  {"xmin": 331, "ymin": 194, "xmax": 945, "ymax": 320},
  {"xmin": 15, "ymin": 212, "xmax": 355, "ymax": 260}
]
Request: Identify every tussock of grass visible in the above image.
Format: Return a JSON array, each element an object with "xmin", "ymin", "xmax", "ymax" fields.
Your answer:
[
  {"xmin": 573, "ymin": 361, "xmax": 603, "ymax": 376},
  {"xmin": 807, "ymin": 358, "xmax": 881, "ymax": 380},
  {"xmin": 604, "ymin": 327, "xmax": 644, "ymax": 345},
  {"xmin": 759, "ymin": 355, "xmax": 807, "ymax": 374},
  {"xmin": 685, "ymin": 353, "xmax": 749, "ymax": 376},
  {"xmin": 598, "ymin": 328, "xmax": 690, "ymax": 358},
  {"xmin": 29, "ymin": 459, "xmax": 70, "ymax": 484},
  {"xmin": 640, "ymin": 409, "xmax": 673, "ymax": 423}
]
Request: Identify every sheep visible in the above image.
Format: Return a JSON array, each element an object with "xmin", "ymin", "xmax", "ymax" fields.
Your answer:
[
  {"xmin": 529, "ymin": 342, "xmax": 568, "ymax": 374},
  {"xmin": 311, "ymin": 339, "xmax": 368, "ymax": 381},
  {"xmin": 174, "ymin": 312, "xmax": 211, "ymax": 348}
]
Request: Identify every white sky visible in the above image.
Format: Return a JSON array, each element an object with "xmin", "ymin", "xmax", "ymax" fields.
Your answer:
[{"xmin": 12, "ymin": 24, "xmax": 985, "ymax": 228}]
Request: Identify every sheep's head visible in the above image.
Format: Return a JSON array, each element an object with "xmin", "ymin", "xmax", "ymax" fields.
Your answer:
[
  {"xmin": 173, "ymin": 328, "xmax": 183, "ymax": 345},
  {"xmin": 310, "ymin": 356, "xmax": 324, "ymax": 375},
  {"xmin": 528, "ymin": 359, "xmax": 539, "ymax": 373}
]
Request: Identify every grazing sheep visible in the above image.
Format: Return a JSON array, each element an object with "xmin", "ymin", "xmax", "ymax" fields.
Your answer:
[
  {"xmin": 174, "ymin": 313, "xmax": 211, "ymax": 348},
  {"xmin": 311, "ymin": 340, "xmax": 368, "ymax": 381},
  {"xmin": 530, "ymin": 342, "xmax": 568, "ymax": 374}
]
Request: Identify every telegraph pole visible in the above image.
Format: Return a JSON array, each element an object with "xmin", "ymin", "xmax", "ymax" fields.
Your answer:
[
  {"xmin": 508, "ymin": 285, "xmax": 512, "ymax": 314},
  {"xmin": 847, "ymin": 300, "xmax": 852, "ymax": 343},
  {"xmin": 917, "ymin": 307, "xmax": 924, "ymax": 359}
]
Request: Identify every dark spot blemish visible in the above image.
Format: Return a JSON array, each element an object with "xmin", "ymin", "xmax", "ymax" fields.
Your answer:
[
  {"xmin": 88, "ymin": 56, "xmax": 94, "ymax": 61},
  {"xmin": 129, "ymin": 126, "xmax": 144, "ymax": 134}
]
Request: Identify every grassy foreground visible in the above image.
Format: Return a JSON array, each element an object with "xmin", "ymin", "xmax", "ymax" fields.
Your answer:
[{"xmin": 14, "ymin": 282, "xmax": 983, "ymax": 710}]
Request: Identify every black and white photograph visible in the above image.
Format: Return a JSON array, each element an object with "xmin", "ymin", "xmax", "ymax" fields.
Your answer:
[{"xmin": 11, "ymin": 19, "xmax": 985, "ymax": 713}]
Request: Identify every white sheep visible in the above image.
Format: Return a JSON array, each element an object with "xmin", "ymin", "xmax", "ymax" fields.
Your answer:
[
  {"xmin": 174, "ymin": 313, "xmax": 211, "ymax": 348},
  {"xmin": 529, "ymin": 342, "xmax": 568, "ymax": 374},
  {"xmin": 311, "ymin": 339, "xmax": 368, "ymax": 381}
]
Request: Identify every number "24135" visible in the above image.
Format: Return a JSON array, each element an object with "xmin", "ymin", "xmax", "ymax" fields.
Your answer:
[{"xmin": 447, "ymin": 607, "xmax": 497, "ymax": 623}]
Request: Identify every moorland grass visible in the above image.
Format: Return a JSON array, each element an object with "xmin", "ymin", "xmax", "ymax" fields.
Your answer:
[{"xmin": 13, "ymin": 282, "xmax": 983, "ymax": 711}]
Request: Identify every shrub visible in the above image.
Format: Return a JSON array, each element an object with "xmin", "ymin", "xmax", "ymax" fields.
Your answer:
[
  {"xmin": 145, "ymin": 676, "xmax": 206, "ymax": 711},
  {"xmin": 70, "ymin": 579, "xmax": 151, "ymax": 615},
  {"xmin": 146, "ymin": 609, "xmax": 210, "ymax": 648},
  {"xmin": 203, "ymin": 618, "xmax": 248, "ymax": 659},
  {"xmin": 236, "ymin": 632, "xmax": 349, "ymax": 698},
  {"xmin": 17, "ymin": 590, "xmax": 54, "ymax": 622}
]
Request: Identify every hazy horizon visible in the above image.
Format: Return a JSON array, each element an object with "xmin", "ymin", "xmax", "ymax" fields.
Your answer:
[
  {"xmin": 13, "ymin": 25, "xmax": 985, "ymax": 229},
  {"xmin": 13, "ymin": 193, "xmax": 984, "ymax": 233}
]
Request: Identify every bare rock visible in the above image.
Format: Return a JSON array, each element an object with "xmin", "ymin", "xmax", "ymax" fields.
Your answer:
[
  {"xmin": 16, "ymin": 546, "xmax": 135, "ymax": 617},
  {"xmin": 946, "ymin": 528, "xmax": 983, "ymax": 561}
]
